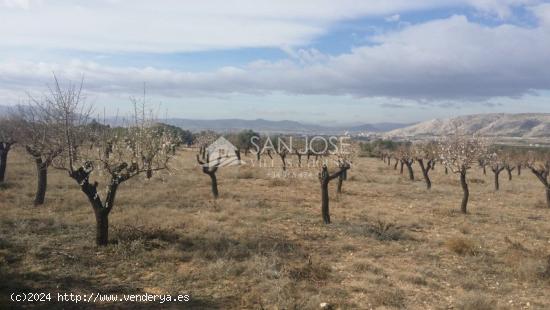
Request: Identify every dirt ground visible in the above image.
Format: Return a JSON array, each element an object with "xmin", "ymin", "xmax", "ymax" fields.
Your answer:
[{"xmin": 1, "ymin": 148, "xmax": 549, "ymax": 309}]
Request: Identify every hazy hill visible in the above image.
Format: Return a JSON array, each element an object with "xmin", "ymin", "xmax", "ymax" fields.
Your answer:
[
  {"xmin": 0, "ymin": 105, "xmax": 408, "ymax": 134},
  {"xmin": 386, "ymin": 113, "xmax": 550, "ymax": 138},
  {"xmin": 161, "ymin": 118, "xmax": 408, "ymax": 134}
]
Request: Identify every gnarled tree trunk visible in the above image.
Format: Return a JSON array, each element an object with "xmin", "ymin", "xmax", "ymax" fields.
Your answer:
[
  {"xmin": 0, "ymin": 143, "xmax": 10, "ymax": 183},
  {"xmin": 34, "ymin": 158, "xmax": 48, "ymax": 205},
  {"xmin": 320, "ymin": 176, "xmax": 330, "ymax": 224},
  {"xmin": 404, "ymin": 160, "xmax": 414, "ymax": 180},
  {"xmin": 295, "ymin": 150, "xmax": 302, "ymax": 167},
  {"xmin": 208, "ymin": 171, "xmax": 219, "ymax": 198},
  {"xmin": 70, "ymin": 164, "xmax": 120, "ymax": 246},
  {"xmin": 418, "ymin": 159, "xmax": 432, "ymax": 190},
  {"xmin": 94, "ymin": 209, "xmax": 110, "ymax": 246},
  {"xmin": 279, "ymin": 152, "xmax": 287, "ymax": 171},
  {"xmin": 460, "ymin": 171, "xmax": 469, "ymax": 214},
  {"xmin": 197, "ymin": 154, "xmax": 220, "ymax": 199},
  {"xmin": 336, "ymin": 169, "xmax": 347, "ymax": 194},
  {"xmin": 319, "ymin": 164, "xmax": 350, "ymax": 224},
  {"xmin": 529, "ymin": 166, "xmax": 550, "ymax": 209},
  {"xmin": 492, "ymin": 166, "xmax": 505, "ymax": 191},
  {"xmin": 506, "ymin": 167, "xmax": 514, "ymax": 181}
]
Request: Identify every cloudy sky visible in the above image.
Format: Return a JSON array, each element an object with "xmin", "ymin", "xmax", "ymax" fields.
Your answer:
[{"xmin": 1, "ymin": 0, "xmax": 550, "ymax": 124}]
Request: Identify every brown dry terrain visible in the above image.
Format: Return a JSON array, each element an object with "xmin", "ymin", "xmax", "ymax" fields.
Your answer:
[{"xmin": 1, "ymin": 148, "xmax": 550, "ymax": 309}]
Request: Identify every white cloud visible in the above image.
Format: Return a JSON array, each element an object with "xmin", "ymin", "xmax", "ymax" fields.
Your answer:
[
  {"xmin": 385, "ymin": 14, "xmax": 401, "ymax": 22},
  {"xmin": 0, "ymin": 0, "xmax": 542, "ymax": 53},
  {"xmin": 0, "ymin": 1, "xmax": 549, "ymax": 107},
  {"xmin": 1, "ymin": 0, "xmax": 32, "ymax": 9},
  {"xmin": 530, "ymin": 2, "xmax": 550, "ymax": 25},
  {"xmin": 1, "ymin": 13, "xmax": 549, "ymax": 103}
]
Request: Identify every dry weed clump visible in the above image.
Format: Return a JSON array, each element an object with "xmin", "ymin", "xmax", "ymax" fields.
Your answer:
[
  {"xmin": 445, "ymin": 237, "xmax": 479, "ymax": 255},
  {"xmin": 364, "ymin": 220, "xmax": 407, "ymax": 241},
  {"xmin": 268, "ymin": 177, "xmax": 291, "ymax": 187},
  {"xmin": 233, "ymin": 168, "xmax": 256, "ymax": 179},
  {"xmin": 286, "ymin": 257, "xmax": 331, "ymax": 283},
  {"xmin": 456, "ymin": 292, "xmax": 495, "ymax": 310},
  {"xmin": 370, "ymin": 287, "xmax": 406, "ymax": 308},
  {"xmin": 469, "ymin": 178, "xmax": 486, "ymax": 184}
]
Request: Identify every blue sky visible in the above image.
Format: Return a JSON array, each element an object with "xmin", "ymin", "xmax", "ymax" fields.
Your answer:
[{"xmin": 1, "ymin": 0, "xmax": 550, "ymax": 124}]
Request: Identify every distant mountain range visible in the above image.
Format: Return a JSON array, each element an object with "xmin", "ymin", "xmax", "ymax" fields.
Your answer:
[
  {"xmin": 4, "ymin": 104, "xmax": 549, "ymax": 138},
  {"xmin": 386, "ymin": 113, "xmax": 550, "ymax": 138},
  {"xmin": 0, "ymin": 104, "xmax": 408, "ymax": 134},
  {"xmin": 158, "ymin": 118, "xmax": 408, "ymax": 134}
]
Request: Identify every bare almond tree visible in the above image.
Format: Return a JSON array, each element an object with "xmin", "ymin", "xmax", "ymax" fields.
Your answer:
[
  {"xmin": 72, "ymin": 119, "xmax": 174, "ymax": 246},
  {"xmin": 515, "ymin": 151, "xmax": 529, "ymax": 176},
  {"xmin": 439, "ymin": 131, "xmax": 487, "ymax": 213},
  {"xmin": 527, "ymin": 151, "xmax": 550, "ymax": 208},
  {"xmin": 195, "ymin": 132, "xmax": 224, "ymax": 199},
  {"xmin": 318, "ymin": 144, "xmax": 355, "ymax": 224},
  {"xmin": 47, "ymin": 80, "xmax": 176, "ymax": 246},
  {"xmin": 396, "ymin": 144, "xmax": 415, "ymax": 180},
  {"xmin": 413, "ymin": 141, "xmax": 437, "ymax": 189},
  {"xmin": 0, "ymin": 115, "xmax": 18, "ymax": 183},
  {"xmin": 293, "ymin": 137, "xmax": 307, "ymax": 168},
  {"xmin": 278, "ymin": 148, "xmax": 289, "ymax": 171},
  {"xmin": 502, "ymin": 151, "xmax": 517, "ymax": 181},
  {"xmin": 478, "ymin": 156, "xmax": 488, "ymax": 175},
  {"xmin": 17, "ymin": 76, "xmax": 86, "ymax": 205},
  {"xmin": 488, "ymin": 151, "xmax": 505, "ymax": 191}
]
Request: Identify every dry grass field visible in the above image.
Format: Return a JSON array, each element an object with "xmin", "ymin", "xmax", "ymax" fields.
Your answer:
[{"xmin": 1, "ymin": 147, "xmax": 550, "ymax": 309}]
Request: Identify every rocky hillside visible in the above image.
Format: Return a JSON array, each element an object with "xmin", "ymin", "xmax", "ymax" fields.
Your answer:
[{"xmin": 386, "ymin": 113, "xmax": 550, "ymax": 138}]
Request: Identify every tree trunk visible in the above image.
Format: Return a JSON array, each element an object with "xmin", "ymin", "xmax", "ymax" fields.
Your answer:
[
  {"xmin": 517, "ymin": 165, "xmax": 521, "ymax": 176},
  {"xmin": 424, "ymin": 171, "xmax": 431, "ymax": 189},
  {"xmin": 494, "ymin": 171, "xmax": 500, "ymax": 191},
  {"xmin": 460, "ymin": 172, "xmax": 469, "ymax": 214},
  {"xmin": 209, "ymin": 172, "xmax": 219, "ymax": 198},
  {"xmin": 336, "ymin": 170, "xmax": 347, "ymax": 194},
  {"xmin": 34, "ymin": 159, "xmax": 48, "ymax": 205},
  {"xmin": 279, "ymin": 153, "xmax": 287, "ymax": 171},
  {"xmin": 400, "ymin": 161, "xmax": 404, "ymax": 174},
  {"xmin": 321, "ymin": 179, "xmax": 330, "ymax": 224},
  {"xmin": 94, "ymin": 209, "xmax": 109, "ymax": 246},
  {"xmin": 393, "ymin": 159, "xmax": 398, "ymax": 170},
  {"xmin": 445, "ymin": 166, "xmax": 448, "ymax": 175},
  {"xmin": 0, "ymin": 146, "xmax": 8, "ymax": 183},
  {"xmin": 406, "ymin": 163, "xmax": 414, "ymax": 180},
  {"xmin": 482, "ymin": 165, "xmax": 486, "ymax": 175},
  {"xmin": 418, "ymin": 159, "xmax": 431, "ymax": 190},
  {"xmin": 546, "ymin": 187, "xmax": 550, "ymax": 209},
  {"xmin": 507, "ymin": 168, "xmax": 512, "ymax": 181}
]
